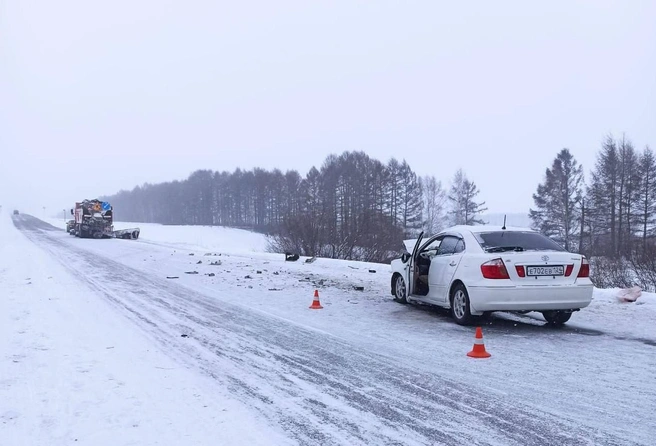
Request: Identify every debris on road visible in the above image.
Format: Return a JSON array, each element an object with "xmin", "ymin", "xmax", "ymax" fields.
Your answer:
[
  {"xmin": 617, "ymin": 286, "xmax": 642, "ymax": 303},
  {"xmin": 285, "ymin": 252, "xmax": 299, "ymax": 261}
]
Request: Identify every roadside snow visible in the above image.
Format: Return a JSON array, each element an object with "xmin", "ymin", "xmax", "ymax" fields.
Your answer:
[
  {"xmin": 580, "ymin": 287, "xmax": 656, "ymax": 341},
  {"xmin": 46, "ymin": 216, "xmax": 656, "ymax": 343},
  {"xmin": 1, "ymin": 214, "xmax": 290, "ymax": 446},
  {"xmin": 45, "ymin": 218, "xmax": 269, "ymax": 254}
]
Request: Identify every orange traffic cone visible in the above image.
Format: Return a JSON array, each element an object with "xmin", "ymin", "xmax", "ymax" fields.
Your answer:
[
  {"xmin": 467, "ymin": 327, "xmax": 491, "ymax": 358},
  {"xmin": 309, "ymin": 289, "xmax": 323, "ymax": 309}
]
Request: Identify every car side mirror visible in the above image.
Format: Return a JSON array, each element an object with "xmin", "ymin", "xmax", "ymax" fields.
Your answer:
[
  {"xmin": 70, "ymin": 209, "xmax": 74, "ymax": 215},
  {"xmin": 401, "ymin": 252, "xmax": 410, "ymax": 263}
]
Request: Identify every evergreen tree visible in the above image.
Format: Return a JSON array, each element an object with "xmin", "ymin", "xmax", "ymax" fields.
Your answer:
[
  {"xmin": 637, "ymin": 146, "xmax": 656, "ymax": 253},
  {"xmin": 448, "ymin": 169, "xmax": 487, "ymax": 225},
  {"xmin": 529, "ymin": 148, "xmax": 584, "ymax": 251}
]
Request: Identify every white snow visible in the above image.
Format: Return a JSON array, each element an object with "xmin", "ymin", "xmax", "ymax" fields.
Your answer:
[
  {"xmin": 9, "ymin": 214, "xmax": 656, "ymax": 445},
  {"xmin": 1, "ymin": 215, "xmax": 291, "ymax": 446},
  {"xmin": 46, "ymin": 218, "xmax": 270, "ymax": 254},
  {"xmin": 47, "ymin": 216, "xmax": 656, "ymax": 343}
]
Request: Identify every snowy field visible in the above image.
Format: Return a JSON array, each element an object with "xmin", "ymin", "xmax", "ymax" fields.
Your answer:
[{"xmin": 2, "ymin": 213, "xmax": 655, "ymax": 445}]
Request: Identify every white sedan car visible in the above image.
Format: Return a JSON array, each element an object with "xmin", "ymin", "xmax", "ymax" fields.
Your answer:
[{"xmin": 390, "ymin": 225, "xmax": 593, "ymax": 325}]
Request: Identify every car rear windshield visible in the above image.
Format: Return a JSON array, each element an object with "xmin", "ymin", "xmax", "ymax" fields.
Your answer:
[{"xmin": 473, "ymin": 231, "xmax": 566, "ymax": 252}]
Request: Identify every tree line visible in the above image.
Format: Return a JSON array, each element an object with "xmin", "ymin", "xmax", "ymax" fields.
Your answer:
[
  {"xmin": 529, "ymin": 134, "xmax": 655, "ymax": 290},
  {"xmin": 102, "ymin": 151, "xmax": 486, "ymax": 262},
  {"xmin": 102, "ymin": 134, "xmax": 654, "ymax": 289}
]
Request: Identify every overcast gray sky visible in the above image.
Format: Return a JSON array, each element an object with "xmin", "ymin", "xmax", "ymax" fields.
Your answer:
[{"xmin": 2, "ymin": 0, "xmax": 655, "ymax": 218}]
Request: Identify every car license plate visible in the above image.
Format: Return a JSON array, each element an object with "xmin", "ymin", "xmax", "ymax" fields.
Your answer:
[{"xmin": 526, "ymin": 265, "xmax": 564, "ymax": 276}]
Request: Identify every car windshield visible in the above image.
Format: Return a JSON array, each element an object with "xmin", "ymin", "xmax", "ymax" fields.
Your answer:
[{"xmin": 474, "ymin": 231, "xmax": 566, "ymax": 252}]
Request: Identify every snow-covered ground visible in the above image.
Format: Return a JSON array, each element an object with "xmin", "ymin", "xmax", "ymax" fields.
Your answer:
[
  {"xmin": 45, "ymin": 218, "xmax": 270, "ymax": 254},
  {"xmin": 3, "ymin": 213, "xmax": 654, "ymax": 445},
  {"xmin": 2, "ymin": 217, "xmax": 291, "ymax": 445},
  {"xmin": 45, "ymin": 217, "xmax": 656, "ymax": 341}
]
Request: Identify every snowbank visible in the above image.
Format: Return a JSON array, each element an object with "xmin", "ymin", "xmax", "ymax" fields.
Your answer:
[{"xmin": 45, "ymin": 218, "xmax": 269, "ymax": 254}]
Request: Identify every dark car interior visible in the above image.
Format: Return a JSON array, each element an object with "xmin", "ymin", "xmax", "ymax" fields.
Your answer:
[{"xmin": 413, "ymin": 236, "xmax": 465, "ymax": 296}]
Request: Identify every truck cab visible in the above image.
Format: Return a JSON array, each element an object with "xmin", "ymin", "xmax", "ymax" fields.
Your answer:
[{"xmin": 72, "ymin": 199, "xmax": 114, "ymax": 238}]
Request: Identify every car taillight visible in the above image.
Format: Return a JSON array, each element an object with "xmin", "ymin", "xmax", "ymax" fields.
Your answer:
[
  {"xmin": 577, "ymin": 257, "xmax": 590, "ymax": 278},
  {"xmin": 481, "ymin": 258, "xmax": 510, "ymax": 279},
  {"xmin": 565, "ymin": 264, "xmax": 574, "ymax": 277},
  {"xmin": 515, "ymin": 265, "xmax": 525, "ymax": 277}
]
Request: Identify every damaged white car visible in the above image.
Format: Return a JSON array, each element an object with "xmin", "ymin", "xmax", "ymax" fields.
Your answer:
[{"xmin": 390, "ymin": 225, "xmax": 594, "ymax": 325}]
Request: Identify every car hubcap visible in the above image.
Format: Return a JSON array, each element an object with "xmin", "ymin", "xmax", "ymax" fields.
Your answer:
[
  {"xmin": 453, "ymin": 290, "xmax": 466, "ymax": 319},
  {"xmin": 396, "ymin": 278, "xmax": 405, "ymax": 298}
]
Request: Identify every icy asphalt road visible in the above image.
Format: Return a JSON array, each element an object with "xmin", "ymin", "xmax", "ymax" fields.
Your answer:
[{"xmin": 12, "ymin": 215, "xmax": 656, "ymax": 446}]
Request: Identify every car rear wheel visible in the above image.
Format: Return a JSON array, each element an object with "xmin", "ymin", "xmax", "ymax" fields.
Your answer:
[
  {"xmin": 394, "ymin": 275, "xmax": 408, "ymax": 304},
  {"xmin": 541, "ymin": 310, "xmax": 572, "ymax": 325},
  {"xmin": 450, "ymin": 283, "xmax": 474, "ymax": 325}
]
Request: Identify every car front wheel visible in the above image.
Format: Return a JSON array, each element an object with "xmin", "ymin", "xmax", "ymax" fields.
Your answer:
[
  {"xmin": 541, "ymin": 310, "xmax": 572, "ymax": 326},
  {"xmin": 394, "ymin": 275, "xmax": 408, "ymax": 304},
  {"xmin": 450, "ymin": 283, "xmax": 474, "ymax": 325}
]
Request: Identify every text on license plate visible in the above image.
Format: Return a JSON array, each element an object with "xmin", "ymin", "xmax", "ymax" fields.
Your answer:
[{"xmin": 526, "ymin": 265, "xmax": 564, "ymax": 276}]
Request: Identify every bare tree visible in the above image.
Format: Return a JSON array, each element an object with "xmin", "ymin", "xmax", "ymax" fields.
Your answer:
[
  {"xmin": 102, "ymin": 151, "xmax": 463, "ymax": 261},
  {"xmin": 586, "ymin": 135, "xmax": 620, "ymax": 256},
  {"xmin": 421, "ymin": 175, "xmax": 447, "ymax": 235}
]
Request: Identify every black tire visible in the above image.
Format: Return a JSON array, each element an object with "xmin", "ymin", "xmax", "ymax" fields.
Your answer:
[
  {"xmin": 542, "ymin": 310, "xmax": 572, "ymax": 326},
  {"xmin": 450, "ymin": 283, "xmax": 474, "ymax": 325},
  {"xmin": 132, "ymin": 231, "xmax": 139, "ymax": 240},
  {"xmin": 393, "ymin": 275, "xmax": 408, "ymax": 304}
]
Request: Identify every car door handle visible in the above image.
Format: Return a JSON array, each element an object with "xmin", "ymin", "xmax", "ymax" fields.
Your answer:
[{"xmin": 449, "ymin": 261, "xmax": 457, "ymax": 267}]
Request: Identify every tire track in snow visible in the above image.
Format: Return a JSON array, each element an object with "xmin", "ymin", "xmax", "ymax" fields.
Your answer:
[{"xmin": 13, "ymin": 215, "xmax": 641, "ymax": 446}]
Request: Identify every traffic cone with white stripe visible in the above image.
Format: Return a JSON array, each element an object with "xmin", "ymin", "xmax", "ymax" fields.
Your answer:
[
  {"xmin": 309, "ymin": 289, "xmax": 323, "ymax": 309},
  {"xmin": 467, "ymin": 326, "xmax": 491, "ymax": 358}
]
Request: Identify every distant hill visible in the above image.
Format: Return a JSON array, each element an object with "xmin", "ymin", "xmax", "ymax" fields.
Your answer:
[{"xmin": 481, "ymin": 212, "xmax": 532, "ymax": 228}]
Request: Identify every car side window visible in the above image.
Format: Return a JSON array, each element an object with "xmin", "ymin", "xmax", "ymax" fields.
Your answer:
[
  {"xmin": 437, "ymin": 236, "xmax": 460, "ymax": 255},
  {"xmin": 420, "ymin": 236, "xmax": 443, "ymax": 253},
  {"xmin": 454, "ymin": 239, "xmax": 465, "ymax": 253}
]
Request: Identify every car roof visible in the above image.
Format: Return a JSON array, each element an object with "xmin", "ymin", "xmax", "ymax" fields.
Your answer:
[
  {"xmin": 442, "ymin": 225, "xmax": 535, "ymax": 235},
  {"xmin": 402, "ymin": 225, "xmax": 537, "ymax": 252}
]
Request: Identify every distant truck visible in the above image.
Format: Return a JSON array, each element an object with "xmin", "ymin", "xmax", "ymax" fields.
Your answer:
[{"xmin": 68, "ymin": 199, "xmax": 140, "ymax": 239}]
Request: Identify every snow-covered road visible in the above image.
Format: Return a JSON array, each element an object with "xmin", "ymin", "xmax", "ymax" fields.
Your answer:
[{"xmin": 4, "ymin": 214, "xmax": 656, "ymax": 445}]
